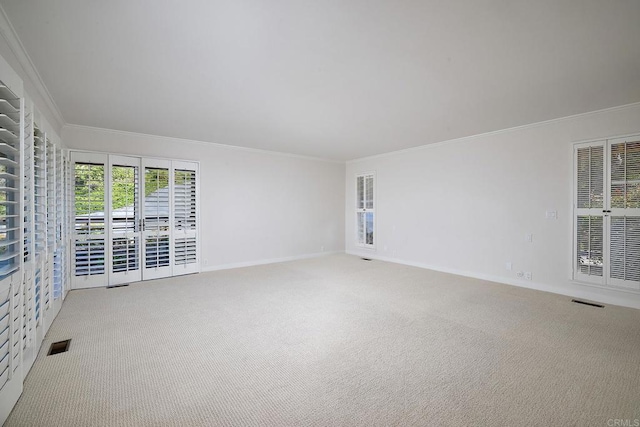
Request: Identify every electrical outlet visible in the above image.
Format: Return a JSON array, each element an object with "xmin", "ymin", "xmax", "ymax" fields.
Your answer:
[
  {"xmin": 546, "ymin": 210, "xmax": 558, "ymax": 219},
  {"xmin": 516, "ymin": 271, "xmax": 524, "ymax": 278},
  {"xmin": 524, "ymin": 272, "xmax": 532, "ymax": 280}
]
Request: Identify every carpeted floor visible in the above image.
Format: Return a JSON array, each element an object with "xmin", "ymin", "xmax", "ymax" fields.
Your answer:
[{"xmin": 5, "ymin": 254, "xmax": 640, "ymax": 426}]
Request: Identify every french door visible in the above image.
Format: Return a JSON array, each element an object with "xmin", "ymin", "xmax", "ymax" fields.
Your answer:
[
  {"xmin": 71, "ymin": 153, "xmax": 199, "ymax": 289},
  {"xmin": 574, "ymin": 135, "xmax": 640, "ymax": 291}
]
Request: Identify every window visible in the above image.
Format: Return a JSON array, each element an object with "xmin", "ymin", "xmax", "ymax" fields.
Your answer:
[
  {"xmin": 356, "ymin": 172, "xmax": 374, "ymax": 248},
  {"xmin": 574, "ymin": 136, "xmax": 640, "ymax": 291}
]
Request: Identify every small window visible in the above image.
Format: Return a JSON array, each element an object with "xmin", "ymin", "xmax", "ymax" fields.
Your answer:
[{"xmin": 356, "ymin": 173, "xmax": 374, "ymax": 248}]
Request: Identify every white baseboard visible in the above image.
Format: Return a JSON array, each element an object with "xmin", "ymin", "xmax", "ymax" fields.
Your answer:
[
  {"xmin": 201, "ymin": 251, "xmax": 344, "ymax": 273},
  {"xmin": 346, "ymin": 251, "xmax": 640, "ymax": 310}
]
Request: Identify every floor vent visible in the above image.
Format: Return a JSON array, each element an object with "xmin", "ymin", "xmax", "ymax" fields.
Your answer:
[
  {"xmin": 362, "ymin": 258, "xmax": 372, "ymax": 261},
  {"xmin": 48, "ymin": 339, "xmax": 71, "ymax": 356},
  {"xmin": 107, "ymin": 283, "xmax": 129, "ymax": 289},
  {"xmin": 571, "ymin": 299, "xmax": 604, "ymax": 308}
]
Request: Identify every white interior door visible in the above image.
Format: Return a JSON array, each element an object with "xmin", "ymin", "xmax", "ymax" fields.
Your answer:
[
  {"xmin": 172, "ymin": 161, "xmax": 198, "ymax": 276},
  {"xmin": 141, "ymin": 159, "xmax": 172, "ymax": 280},
  {"xmin": 108, "ymin": 156, "xmax": 141, "ymax": 285},
  {"xmin": 71, "ymin": 152, "xmax": 107, "ymax": 289}
]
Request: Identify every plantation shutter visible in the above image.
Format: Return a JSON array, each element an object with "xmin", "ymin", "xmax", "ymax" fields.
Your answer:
[
  {"xmin": 21, "ymin": 98, "xmax": 34, "ymax": 365},
  {"xmin": 53, "ymin": 146, "xmax": 63, "ymax": 298},
  {"xmin": 574, "ymin": 144, "xmax": 605, "ymax": 282},
  {"xmin": 72, "ymin": 153, "xmax": 107, "ymax": 288},
  {"xmin": 0, "ymin": 83, "xmax": 21, "ymax": 281},
  {"xmin": 356, "ymin": 173, "xmax": 374, "ymax": 247},
  {"xmin": 0, "ymin": 73, "xmax": 23, "ymax": 422},
  {"xmin": 32, "ymin": 125, "xmax": 45, "ymax": 324},
  {"xmin": 172, "ymin": 161, "xmax": 198, "ymax": 275},
  {"xmin": 608, "ymin": 137, "xmax": 640, "ymax": 289},
  {"xmin": 109, "ymin": 156, "xmax": 141, "ymax": 285}
]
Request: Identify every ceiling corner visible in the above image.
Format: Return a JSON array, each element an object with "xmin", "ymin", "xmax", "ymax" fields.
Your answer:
[{"xmin": 0, "ymin": 4, "xmax": 65, "ymax": 132}]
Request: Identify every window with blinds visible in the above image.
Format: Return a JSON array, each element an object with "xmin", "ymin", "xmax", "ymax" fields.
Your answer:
[
  {"xmin": 0, "ymin": 83, "xmax": 21, "ymax": 281},
  {"xmin": 574, "ymin": 136, "xmax": 640, "ymax": 290},
  {"xmin": 356, "ymin": 173, "xmax": 374, "ymax": 248},
  {"xmin": 575, "ymin": 145, "xmax": 604, "ymax": 277},
  {"xmin": 609, "ymin": 139, "xmax": 640, "ymax": 286}
]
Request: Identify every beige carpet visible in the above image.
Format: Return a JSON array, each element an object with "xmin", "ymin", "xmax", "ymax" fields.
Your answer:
[{"xmin": 5, "ymin": 254, "xmax": 640, "ymax": 426}]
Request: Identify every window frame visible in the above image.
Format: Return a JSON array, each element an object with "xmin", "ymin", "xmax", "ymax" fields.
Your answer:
[
  {"xmin": 572, "ymin": 134, "xmax": 640, "ymax": 293},
  {"xmin": 355, "ymin": 171, "xmax": 375, "ymax": 250}
]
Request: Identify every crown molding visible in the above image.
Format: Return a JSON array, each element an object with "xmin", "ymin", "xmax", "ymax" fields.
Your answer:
[{"xmin": 0, "ymin": 5, "xmax": 65, "ymax": 131}]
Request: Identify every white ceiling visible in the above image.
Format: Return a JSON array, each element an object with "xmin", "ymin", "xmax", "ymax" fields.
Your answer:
[{"xmin": 2, "ymin": 1, "xmax": 640, "ymax": 161}]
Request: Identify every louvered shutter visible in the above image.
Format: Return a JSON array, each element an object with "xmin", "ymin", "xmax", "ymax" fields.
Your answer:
[
  {"xmin": 53, "ymin": 145, "xmax": 63, "ymax": 298},
  {"xmin": 172, "ymin": 161, "xmax": 198, "ymax": 275},
  {"xmin": 109, "ymin": 156, "xmax": 141, "ymax": 285},
  {"xmin": 0, "ymin": 68, "xmax": 23, "ymax": 424},
  {"xmin": 356, "ymin": 173, "xmax": 374, "ymax": 248},
  {"xmin": 608, "ymin": 137, "xmax": 640, "ymax": 290},
  {"xmin": 0, "ymin": 84, "xmax": 21, "ymax": 281},
  {"xmin": 141, "ymin": 159, "xmax": 172, "ymax": 280},
  {"xmin": 20, "ymin": 98, "xmax": 36, "ymax": 376},
  {"xmin": 574, "ymin": 144, "xmax": 605, "ymax": 283},
  {"xmin": 71, "ymin": 153, "xmax": 107, "ymax": 289},
  {"xmin": 0, "ymin": 81, "xmax": 22, "ymax": 392}
]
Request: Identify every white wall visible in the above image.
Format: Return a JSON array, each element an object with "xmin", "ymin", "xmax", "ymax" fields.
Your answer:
[
  {"xmin": 0, "ymin": 19, "xmax": 63, "ymax": 137},
  {"xmin": 63, "ymin": 125, "xmax": 345, "ymax": 270},
  {"xmin": 346, "ymin": 103, "xmax": 640, "ymax": 309}
]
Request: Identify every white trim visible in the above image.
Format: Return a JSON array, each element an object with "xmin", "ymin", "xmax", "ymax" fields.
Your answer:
[
  {"xmin": 346, "ymin": 251, "xmax": 640, "ymax": 310},
  {"xmin": 201, "ymin": 251, "xmax": 343, "ymax": 272},
  {"xmin": 64, "ymin": 124, "xmax": 344, "ymax": 164},
  {"xmin": 0, "ymin": 5, "xmax": 64, "ymax": 130},
  {"xmin": 347, "ymin": 102, "xmax": 640, "ymax": 164}
]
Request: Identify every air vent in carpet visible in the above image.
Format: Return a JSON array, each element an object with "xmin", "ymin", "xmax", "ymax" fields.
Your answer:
[
  {"xmin": 571, "ymin": 299, "xmax": 604, "ymax": 308},
  {"xmin": 107, "ymin": 283, "xmax": 129, "ymax": 289},
  {"xmin": 362, "ymin": 258, "xmax": 372, "ymax": 261},
  {"xmin": 48, "ymin": 339, "xmax": 71, "ymax": 356}
]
